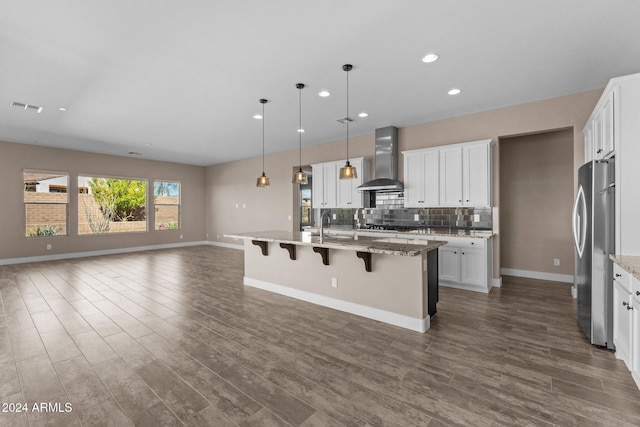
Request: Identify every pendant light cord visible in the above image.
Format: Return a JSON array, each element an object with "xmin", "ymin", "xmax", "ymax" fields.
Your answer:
[
  {"xmin": 299, "ymin": 86, "xmax": 302, "ymax": 169},
  {"xmin": 262, "ymin": 101, "xmax": 265, "ymax": 174},
  {"xmin": 346, "ymin": 67, "xmax": 350, "ymax": 162}
]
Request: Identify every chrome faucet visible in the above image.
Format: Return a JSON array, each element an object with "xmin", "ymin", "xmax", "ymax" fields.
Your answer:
[{"xmin": 320, "ymin": 211, "xmax": 331, "ymax": 243}]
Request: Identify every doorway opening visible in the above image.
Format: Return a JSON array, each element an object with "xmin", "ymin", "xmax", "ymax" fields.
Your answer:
[{"xmin": 499, "ymin": 128, "xmax": 574, "ymax": 283}]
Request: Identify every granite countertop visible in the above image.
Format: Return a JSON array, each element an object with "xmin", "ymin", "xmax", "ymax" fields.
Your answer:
[
  {"xmin": 224, "ymin": 230, "xmax": 446, "ymax": 256},
  {"xmin": 305, "ymin": 227, "xmax": 494, "ymax": 239},
  {"xmin": 610, "ymin": 254, "xmax": 640, "ymax": 280}
]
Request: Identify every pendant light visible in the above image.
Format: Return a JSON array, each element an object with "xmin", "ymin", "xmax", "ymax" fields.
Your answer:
[
  {"xmin": 339, "ymin": 64, "xmax": 357, "ymax": 180},
  {"xmin": 256, "ymin": 98, "xmax": 270, "ymax": 187},
  {"xmin": 293, "ymin": 83, "xmax": 308, "ymax": 185}
]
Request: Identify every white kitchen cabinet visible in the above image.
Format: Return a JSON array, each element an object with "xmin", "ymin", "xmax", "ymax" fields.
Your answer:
[
  {"xmin": 313, "ymin": 157, "xmax": 368, "ymax": 209},
  {"xmin": 403, "ymin": 139, "xmax": 492, "ymax": 208},
  {"xmin": 589, "ymin": 88, "xmax": 615, "ymax": 161},
  {"xmin": 437, "ymin": 236, "xmax": 493, "ymax": 293},
  {"xmin": 439, "ymin": 146, "xmax": 463, "ymax": 206},
  {"xmin": 462, "ymin": 142, "xmax": 491, "ymax": 207},
  {"xmin": 311, "ymin": 162, "xmax": 337, "ymax": 208},
  {"xmin": 584, "ymin": 73, "xmax": 640, "ymax": 255},
  {"xmin": 632, "ymin": 281, "xmax": 640, "ymax": 388},
  {"xmin": 460, "ymin": 247, "xmax": 485, "ymax": 287},
  {"xmin": 439, "ymin": 246, "xmax": 461, "ymax": 283},
  {"xmin": 337, "ymin": 157, "xmax": 369, "ymax": 208},
  {"xmin": 584, "ymin": 121, "xmax": 594, "ymax": 162},
  {"xmin": 613, "ymin": 264, "xmax": 633, "ymax": 370},
  {"xmin": 403, "ymin": 150, "xmax": 439, "ymax": 207}
]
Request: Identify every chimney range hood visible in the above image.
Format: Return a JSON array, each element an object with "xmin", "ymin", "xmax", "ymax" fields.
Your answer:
[{"xmin": 357, "ymin": 126, "xmax": 404, "ymax": 192}]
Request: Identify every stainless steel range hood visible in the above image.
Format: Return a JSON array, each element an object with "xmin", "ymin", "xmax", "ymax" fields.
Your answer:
[{"xmin": 357, "ymin": 126, "xmax": 404, "ymax": 192}]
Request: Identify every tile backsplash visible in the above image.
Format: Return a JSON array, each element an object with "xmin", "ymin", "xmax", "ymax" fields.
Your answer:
[{"xmin": 317, "ymin": 192, "xmax": 492, "ymax": 231}]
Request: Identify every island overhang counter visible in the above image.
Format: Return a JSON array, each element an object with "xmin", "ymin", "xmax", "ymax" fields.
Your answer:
[{"xmin": 225, "ymin": 230, "xmax": 446, "ymax": 332}]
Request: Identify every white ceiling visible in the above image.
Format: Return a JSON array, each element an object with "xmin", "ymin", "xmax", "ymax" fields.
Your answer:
[{"xmin": 1, "ymin": 1, "xmax": 639, "ymax": 166}]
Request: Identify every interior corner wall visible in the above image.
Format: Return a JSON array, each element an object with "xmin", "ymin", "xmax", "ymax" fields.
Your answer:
[
  {"xmin": 0, "ymin": 141, "xmax": 207, "ymax": 261},
  {"xmin": 499, "ymin": 129, "xmax": 575, "ymax": 276},
  {"xmin": 206, "ymin": 88, "xmax": 603, "ymax": 281}
]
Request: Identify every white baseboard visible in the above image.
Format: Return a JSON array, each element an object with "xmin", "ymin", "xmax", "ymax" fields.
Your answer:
[
  {"xmin": 207, "ymin": 241, "xmax": 244, "ymax": 250},
  {"xmin": 500, "ymin": 268, "xmax": 573, "ymax": 283},
  {"xmin": 244, "ymin": 276, "xmax": 430, "ymax": 333},
  {"xmin": 492, "ymin": 277, "xmax": 503, "ymax": 288},
  {"xmin": 0, "ymin": 241, "xmax": 208, "ymax": 266}
]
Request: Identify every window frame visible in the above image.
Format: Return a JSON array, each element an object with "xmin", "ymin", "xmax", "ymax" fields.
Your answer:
[
  {"xmin": 77, "ymin": 173, "xmax": 149, "ymax": 236},
  {"xmin": 153, "ymin": 180, "xmax": 181, "ymax": 231},
  {"xmin": 23, "ymin": 169, "xmax": 69, "ymax": 238}
]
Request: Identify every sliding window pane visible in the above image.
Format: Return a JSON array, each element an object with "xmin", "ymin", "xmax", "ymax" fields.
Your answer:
[
  {"xmin": 154, "ymin": 181, "xmax": 180, "ymax": 230},
  {"xmin": 24, "ymin": 171, "xmax": 68, "ymax": 237}
]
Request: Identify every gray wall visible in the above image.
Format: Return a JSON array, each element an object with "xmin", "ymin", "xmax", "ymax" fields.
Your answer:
[{"xmin": 0, "ymin": 141, "xmax": 206, "ymax": 261}]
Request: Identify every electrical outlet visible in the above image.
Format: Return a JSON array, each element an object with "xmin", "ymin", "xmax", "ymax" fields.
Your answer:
[
  {"xmin": 46, "ymin": 244, "xmax": 52, "ymax": 250},
  {"xmin": 554, "ymin": 258, "xmax": 560, "ymax": 266},
  {"xmin": 206, "ymin": 233, "xmax": 209, "ymax": 238},
  {"xmin": 235, "ymin": 203, "xmax": 239, "ymax": 208},
  {"xmin": 331, "ymin": 277, "xmax": 338, "ymax": 288},
  {"xmin": 243, "ymin": 203, "xmax": 246, "ymax": 208},
  {"xmin": 474, "ymin": 214, "xmax": 480, "ymax": 222},
  {"xmin": 332, "ymin": 213, "xmax": 337, "ymax": 220},
  {"xmin": 288, "ymin": 215, "xmax": 291, "ymax": 221},
  {"xmin": 180, "ymin": 234, "xmax": 184, "ymax": 240},
  {"xmin": 414, "ymin": 214, "xmax": 420, "ymax": 221}
]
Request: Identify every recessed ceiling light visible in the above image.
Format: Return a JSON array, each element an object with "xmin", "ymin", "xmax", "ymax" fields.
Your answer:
[
  {"xmin": 318, "ymin": 91, "xmax": 330, "ymax": 97},
  {"xmin": 358, "ymin": 112, "xmax": 369, "ymax": 118},
  {"xmin": 58, "ymin": 107, "xmax": 67, "ymax": 112},
  {"xmin": 448, "ymin": 88, "xmax": 461, "ymax": 95},
  {"xmin": 253, "ymin": 114, "xmax": 263, "ymax": 119},
  {"xmin": 422, "ymin": 53, "xmax": 439, "ymax": 63},
  {"xmin": 297, "ymin": 128, "xmax": 305, "ymax": 133}
]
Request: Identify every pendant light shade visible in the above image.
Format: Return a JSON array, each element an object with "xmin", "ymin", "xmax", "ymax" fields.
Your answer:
[
  {"xmin": 256, "ymin": 98, "xmax": 270, "ymax": 188},
  {"xmin": 293, "ymin": 83, "xmax": 308, "ymax": 185},
  {"xmin": 339, "ymin": 64, "xmax": 357, "ymax": 180}
]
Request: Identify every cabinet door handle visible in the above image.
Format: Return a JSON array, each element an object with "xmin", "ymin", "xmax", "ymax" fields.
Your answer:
[
  {"xmin": 636, "ymin": 291, "xmax": 640, "ymax": 296},
  {"xmin": 623, "ymin": 301, "xmax": 632, "ymax": 311},
  {"xmin": 615, "ymin": 273, "xmax": 622, "ymax": 277},
  {"xmin": 597, "ymin": 149, "xmax": 603, "ymax": 153},
  {"xmin": 461, "ymin": 252, "xmax": 465, "ymax": 255},
  {"xmin": 471, "ymin": 242, "xmax": 474, "ymax": 245},
  {"xmin": 453, "ymin": 251, "xmax": 457, "ymax": 254}
]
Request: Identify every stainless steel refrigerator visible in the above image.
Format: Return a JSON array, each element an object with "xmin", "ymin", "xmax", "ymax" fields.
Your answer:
[{"xmin": 573, "ymin": 158, "xmax": 615, "ymax": 348}]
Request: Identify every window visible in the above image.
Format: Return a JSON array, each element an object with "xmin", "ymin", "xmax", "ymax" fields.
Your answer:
[
  {"xmin": 24, "ymin": 170, "xmax": 68, "ymax": 237},
  {"xmin": 78, "ymin": 175, "xmax": 147, "ymax": 234},
  {"xmin": 154, "ymin": 181, "xmax": 180, "ymax": 230}
]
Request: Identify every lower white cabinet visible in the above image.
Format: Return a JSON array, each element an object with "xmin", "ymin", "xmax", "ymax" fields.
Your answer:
[
  {"xmin": 613, "ymin": 263, "xmax": 634, "ymax": 371},
  {"xmin": 436, "ymin": 236, "xmax": 493, "ymax": 293},
  {"xmin": 632, "ymin": 287, "xmax": 640, "ymax": 388}
]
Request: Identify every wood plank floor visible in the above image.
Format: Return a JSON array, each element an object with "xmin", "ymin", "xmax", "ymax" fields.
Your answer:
[{"xmin": 1, "ymin": 245, "xmax": 639, "ymax": 426}]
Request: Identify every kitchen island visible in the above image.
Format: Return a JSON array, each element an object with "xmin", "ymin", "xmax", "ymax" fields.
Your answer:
[{"xmin": 225, "ymin": 230, "xmax": 446, "ymax": 332}]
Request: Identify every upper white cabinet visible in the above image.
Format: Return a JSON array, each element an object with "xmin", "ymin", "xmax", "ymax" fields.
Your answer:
[
  {"xmin": 403, "ymin": 139, "xmax": 492, "ymax": 208},
  {"xmin": 403, "ymin": 149, "xmax": 439, "ymax": 206},
  {"xmin": 311, "ymin": 162, "xmax": 337, "ymax": 208},
  {"xmin": 586, "ymin": 73, "xmax": 640, "ymax": 255},
  {"xmin": 312, "ymin": 157, "xmax": 369, "ymax": 209},
  {"xmin": 439, "ymin": 146, "xmax": 463, "ymax": 206},
  {"xmin": 463, "ymin": 142, "xmax": 491, "ymax": 206},
  {"xmin": 337, "ymin": 157, "xmax": 369, "ymax": 208}
]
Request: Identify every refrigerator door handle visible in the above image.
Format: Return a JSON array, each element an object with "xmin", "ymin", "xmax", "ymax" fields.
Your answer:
[
  {"xmin": 572, "ymin": 186, "xmax": 587, "ymax": 258},
  {"xmin": 599, "ymin": 182, "xmax": 615, "ymax": 195}
]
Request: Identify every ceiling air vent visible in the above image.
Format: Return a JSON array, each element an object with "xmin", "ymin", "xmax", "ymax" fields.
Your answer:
[
  {"xmin": 336, "ymin": 116, "xmax": 354, "ymax": 124},
  {"xmin": 9, "ymin": 101, "xmax": 43, "ymax": 113}
]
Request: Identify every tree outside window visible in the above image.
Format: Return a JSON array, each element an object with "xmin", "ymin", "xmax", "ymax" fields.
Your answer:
[{"xmin": 78, "ymin": 176, "xmax": 147, "ymax": 234}]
